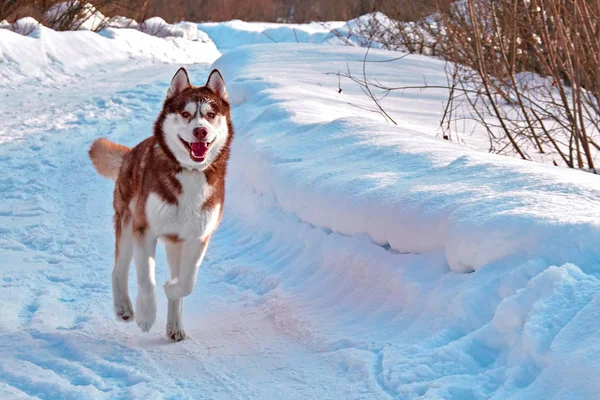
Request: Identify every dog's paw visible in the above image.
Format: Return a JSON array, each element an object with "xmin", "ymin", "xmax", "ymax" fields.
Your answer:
[
  {"xmin": 166, "ymin": 321, "xmax": 186, "ymax": 342},
  {"xmin": 114, "ymin": 298, "xmax": 134, "ymax": 322},
  {"xmin": 164, "ymin": 278, "xmax": 185, "ymax": 299},
  {"xmin": 135, "ymin": 293, "xmax": 156, "ymax": 332}
]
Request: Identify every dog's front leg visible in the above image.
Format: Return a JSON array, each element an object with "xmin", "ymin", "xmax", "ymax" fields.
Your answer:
[
  {"xmin": 164, "ymin": 237, "xmax": 209, "ymax": 300},
  {"xmin": 133, "ymin": 234, "xmax": 158, "ymax": 332}
]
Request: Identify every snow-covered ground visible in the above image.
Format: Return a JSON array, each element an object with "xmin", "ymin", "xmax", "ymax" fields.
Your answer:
[
  {"xmin": 1, "ymin": 18, "xmax": 600, "ymax": 400},
  {"xmin": 197, "ymin": 20, "xmax": 346, "ymax": 52},
  {"xmin": 0, "ymin": 24, "xmax": 219, "ymax": 85}
]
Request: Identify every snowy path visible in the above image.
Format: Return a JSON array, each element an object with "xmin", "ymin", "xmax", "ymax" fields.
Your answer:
[
  {"xmin": 0, "ymin": 63, "xmax": 396, "ymax": 399},
  {"xmin": 3, "ymin": 34, "xmax": 600, "ymax": 398}
]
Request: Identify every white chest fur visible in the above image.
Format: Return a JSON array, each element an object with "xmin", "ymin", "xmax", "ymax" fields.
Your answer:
[{"xmin": 145, "ymin": 170, "xmax": 220, "ymax": 240}]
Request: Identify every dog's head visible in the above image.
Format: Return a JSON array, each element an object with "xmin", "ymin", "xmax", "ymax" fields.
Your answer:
[{"xmin": 157, "ymin": 67, "xmax": 231, "ymax": 170}]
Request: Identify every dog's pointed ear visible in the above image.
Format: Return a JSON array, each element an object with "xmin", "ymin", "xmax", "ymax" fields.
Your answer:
[
  {"xmin": 166, "ymin": 67, "xmax": 190, "ymax": 100},
  {"xmin": 206, "ymin": 69, "xmax": 228, "ymax": 101}
]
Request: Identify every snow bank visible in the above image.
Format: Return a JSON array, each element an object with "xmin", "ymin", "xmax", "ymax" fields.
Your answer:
[
  {"xmin": 209, "ymin": 43, "xmax": 600, "ymax": 398},
  {"xmin": 139, "ymin": 18, "xmax": 211, "ymax": 42},
  {"xmin": 329, "ymin": 12, "xmax": 400, "ymax": 47},
  {"xmin": 197, "ymin": 14, "xmax": 413, "ymax": 52},
  {"xmin": 0, "ymin": 23, "xmax": 220, "ymax": 83},
  {"xmin": 3, "ymin": 17, "xmax": 40, "ymax": 35},
  {"xmin": 213, "ymin": 43, "xmax": 600, "ymax": 274},
  {"xmin": 105, "ymin": 16, "xmax": 138, "ymax": 29},
  {"xmin": 198, "ymin": 20, "xmax": 346, "ymax": 52}
]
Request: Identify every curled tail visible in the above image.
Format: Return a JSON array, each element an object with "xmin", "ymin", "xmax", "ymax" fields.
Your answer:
[{"xmin": 89, "ymin": 138, "xmax": 130, "ymax": 181}]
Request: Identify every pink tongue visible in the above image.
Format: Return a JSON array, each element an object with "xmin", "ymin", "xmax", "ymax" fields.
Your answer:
[{"xmin": 190, "ymin": 142, "xmax": 209, "ymax": 160}]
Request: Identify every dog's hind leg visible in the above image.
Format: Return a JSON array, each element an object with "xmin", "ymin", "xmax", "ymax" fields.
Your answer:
[
  {"xmin": 165, "ymin": 240, "xmax": 186, "ymax": 341},
  {"xmin": 133, "ymin": 234, "xmax": 158, "ymax": 332},
  {"xmin": 113, "ymin": 220, "xmax": 134, "ymax": 322}
]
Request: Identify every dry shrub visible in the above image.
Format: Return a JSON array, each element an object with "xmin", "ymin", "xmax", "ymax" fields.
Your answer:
[
  {"xmin": 438, "ymin": 0, "xmax": 600, "ymax": 170},
  {"xmin": 2, "ymin": 0, "xmax": 147, "ymax": 30},
  {"xmin": 107, "ymin": 0, "xmax": 442, "ymax": 24},
  {"xmin": 347, "ymin": 0, "xmax": 600, "ymax": 171},
  {"xmin": 330, "ymin": 0, "xmax": 452, "ymax": 53},
  {"xmin": 1, "ymin": 1, "xmax": 22, "ymax": 21},
  {"xmin": 3, "ymin": 0, "xmax": 448, "ymax": 25}
]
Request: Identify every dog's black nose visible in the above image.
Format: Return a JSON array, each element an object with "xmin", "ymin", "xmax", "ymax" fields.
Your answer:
[{"xmin": 193, "ymin": 127, "xmax": 208, "ymax": 138}]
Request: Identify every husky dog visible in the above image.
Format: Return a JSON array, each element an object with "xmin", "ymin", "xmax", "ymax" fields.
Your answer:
[{"xmin": 89, "ymin": 68, "xmax": 233, "ymax": 341}]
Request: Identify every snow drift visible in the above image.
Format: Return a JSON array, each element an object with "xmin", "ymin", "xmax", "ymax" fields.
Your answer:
[
  {"xmin": 208, "ymin": 43, "xmax": 600, "ymax": 398},
  {"xmin": 139, "ymin": 18, "xmax": 212, "ymax": 42},
  {"xmin": 213, "ymin": 43, "xmax": 600, "ymax": 273},
  {"xmin": 0, "ymin": 19, "xmax": 220, "ymax": 83},
  {"xmin": 197, "ymin": 20, "xmax": 347, "ymax": 52}
]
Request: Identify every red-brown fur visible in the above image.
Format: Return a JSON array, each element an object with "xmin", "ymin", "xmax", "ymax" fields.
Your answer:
[
  {"xmin": 88, "ymin": 138, "xmax": 129, "ymax": 180},
  {"xmin": 88, "ymin": 68, "xmax": 233, "ymax": 340},
  {"xmin": 90, "ymin": 79, "xmax": 233, "ymax": 254}
]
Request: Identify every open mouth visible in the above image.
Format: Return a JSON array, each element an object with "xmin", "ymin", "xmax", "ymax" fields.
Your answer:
[{"xmin": 178, "ymin": 136, "xmax": 213, "ymax": 162}]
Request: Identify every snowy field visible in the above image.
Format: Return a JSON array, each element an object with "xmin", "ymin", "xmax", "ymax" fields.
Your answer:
[{"xmin": 1, "ymin": 18, "xmax": 600, "ymax": 400}]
